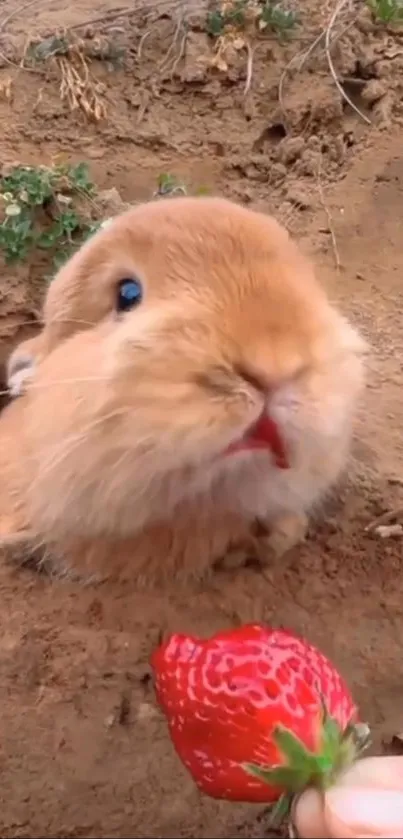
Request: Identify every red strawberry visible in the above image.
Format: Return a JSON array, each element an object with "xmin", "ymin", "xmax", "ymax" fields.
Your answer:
[{"xmin": 151, "ymin": 624, "xmax": 369, "ymax": 812}]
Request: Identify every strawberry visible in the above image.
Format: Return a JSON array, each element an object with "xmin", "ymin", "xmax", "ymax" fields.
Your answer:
[{"xmin": 151, "ymin": 623, "xmax": 369, "ymax": 816}]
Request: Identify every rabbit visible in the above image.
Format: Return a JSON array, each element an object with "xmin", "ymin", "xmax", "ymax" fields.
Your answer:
[{"xmin": 0, "ymin": 195, "xmax": 367, "ymax": 586}]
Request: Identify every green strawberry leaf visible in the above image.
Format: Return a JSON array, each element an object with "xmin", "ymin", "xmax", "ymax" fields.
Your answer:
[
  {"xmin": 244, "ymin": 712, "xmax": 372, "ymax": 798},
  {"xmin": 272, "ymin": 725, "xmax": 318, "ymax": 773},
  {"xmin": 268, "ymin": 793, "xmax": 292, "ymax": 827},
  {"xmin": 244, "ymin": 762, "xmax": 310, "ymax": 790},
  {"xmin": 320, "ymin": 716, "xmax": 343, "ymax": 772}
]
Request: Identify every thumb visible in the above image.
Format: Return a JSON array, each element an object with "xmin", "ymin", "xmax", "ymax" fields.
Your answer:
[
  {"xmin": 325, "ymin": 786, "xmax": 403, "ymax": 837},
  {"xmin": 292, "ymin": 787, "xmax": 330, "ymax": 837},
  {"xmin": 292, "ymin": 757, "xmax": 403, "ymax": 838}
]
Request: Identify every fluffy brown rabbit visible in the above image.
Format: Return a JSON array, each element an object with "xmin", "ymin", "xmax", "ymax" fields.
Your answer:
[{"xmin": 0, "ymin": 196, "xmax": 366, "ymax": 585}]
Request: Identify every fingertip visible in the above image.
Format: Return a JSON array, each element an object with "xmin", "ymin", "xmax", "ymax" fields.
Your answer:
[{"xmin": 292, "ymin": 788, "xmax": 329, "ymax": 838}]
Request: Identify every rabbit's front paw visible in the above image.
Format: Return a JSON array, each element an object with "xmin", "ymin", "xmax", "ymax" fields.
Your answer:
[{"xmin": 258, "ymin": 512, "xmax": 308, "ymax": 565}]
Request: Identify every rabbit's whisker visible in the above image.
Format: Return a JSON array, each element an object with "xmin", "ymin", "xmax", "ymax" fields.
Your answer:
[
  {"xmin": 7, "ymin": 317, "xmax": 97, "ymax": 330},
  {"xmin": 28, "ymin": 407, "xmax": 131, "ymax": 487},
  {"xmin": 26, "ymin": 377, "xmax": 113, "ymax": 390}
]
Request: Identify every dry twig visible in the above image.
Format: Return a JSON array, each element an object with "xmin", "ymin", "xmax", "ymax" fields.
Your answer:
[
  {"xmin": 158, "ymin": 13, "xmax": 188, "ymax": 77},
  {"xmin": 325, "ymin": 0, "xmax": 371, "ymax": 125},
  {"xmin": 317, "ymin": 155, "xmax": 341, "ymax": 271},
  {"xmin": 137, "ymin": 29, "xmax": 151, "ymax": 61},
  {"xmin": 278, "ymin": 7, "xmax": 363, "ymax": 127},
  {"xmin": 365, "ymin": 508, "xmax": 403, "ymax": 533},
  {"xmin": 278, "ymin": 29, "xmax": 325, "ymax": 126},
  {"xmin": 243, "ymin": 40, "xmax": 254, "ymax": 96}
]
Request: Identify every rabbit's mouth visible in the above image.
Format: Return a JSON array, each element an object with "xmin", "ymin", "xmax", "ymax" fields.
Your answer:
[{"xmin": 225, "ymin": 412, "xmax": 289, "ymax": 469}]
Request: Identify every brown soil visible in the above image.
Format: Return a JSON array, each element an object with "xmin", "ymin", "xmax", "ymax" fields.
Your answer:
[{"xmin": 0, "ymin": 0, "xmax": 403, "ymax": 836}]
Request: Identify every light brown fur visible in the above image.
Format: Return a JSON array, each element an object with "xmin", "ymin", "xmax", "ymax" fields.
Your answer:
[{"xmin": 0, "ymin": 197, "xmax": 366, "ymax": 586}]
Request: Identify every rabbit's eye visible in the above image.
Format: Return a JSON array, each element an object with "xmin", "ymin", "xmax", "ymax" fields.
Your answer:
[{"xmin": 116, "ymin": 278, "xmax": 143, "ymax": 312}]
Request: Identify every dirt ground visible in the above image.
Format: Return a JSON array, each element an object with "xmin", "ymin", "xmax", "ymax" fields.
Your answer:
[{"xmin": 0, "ymin": 0, "xmax": 403, "ymax": 836}]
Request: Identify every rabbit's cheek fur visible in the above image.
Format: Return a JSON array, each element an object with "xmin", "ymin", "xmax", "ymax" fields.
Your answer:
[
  {"xmin": 18, "ymin": 328, "xmax": 264, "ymax": 540},
  {"xmin": 103, "ymin": 317, "xmax": 268, "ymax": 470}
]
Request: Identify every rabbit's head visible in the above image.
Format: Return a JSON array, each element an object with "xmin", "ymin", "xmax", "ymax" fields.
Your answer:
[{"xmin": 9, "ymin": 197, "xmax": 365, "ymax": 545}]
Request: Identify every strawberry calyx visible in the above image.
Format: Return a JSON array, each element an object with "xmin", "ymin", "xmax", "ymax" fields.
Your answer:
[{"xmin": 243, "ymin": 704, "xmax": 371, "ymax": 827}]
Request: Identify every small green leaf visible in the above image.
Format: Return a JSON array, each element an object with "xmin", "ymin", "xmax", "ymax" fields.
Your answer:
[
  {"xmin": 157, "ymin": 172, "xmax": 176, "ymax": 192},
  {"xmin": 206, "ymin": 10, "xmax": 225, "ymax": 36},
  {"xmin": 368, "ymin": 0, "xmax": 403, "ymax": 21},
  {"xmin": 244, "ymin": 762, "xmax": 311, "ymax": 790},
  {"xmin": 269, "ymin": 793, "xmax": 292, "ymax": 826},
  {"xmin": 322, "ymin": 715, "xmax": 342, "ymax": 758},
  {"xmin": 272, "ymin": 725, "xmax": 317, "ymax": 772},
  {"xmin": 20, "ymin": 219, "xmax": 33, "ymax": 238},
  {"xmin": 258, "ymin": 1, "xmax": 299, "ymax": 39},
  {"xmin": 37, "ymin": 231, "xmax": 58, "ymax": 249},
  {"xmin": 59, "ymin": 209, "xmax": 81, "ymax": 235},
  {"xmin": 227, "ymin": 0, "xmax": 247, "ymax": 26},
  {"xmin": 68, "ymin": 161, "xmax": 94, "ymax": 194}
]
